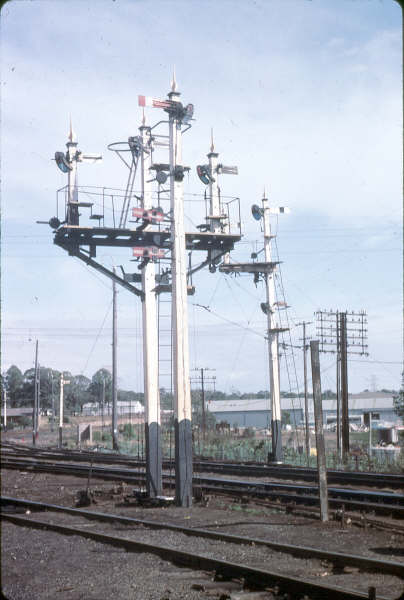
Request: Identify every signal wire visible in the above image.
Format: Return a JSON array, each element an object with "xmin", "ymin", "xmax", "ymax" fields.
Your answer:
[{"xmin": 81, "ymin": 301, "xmax": 113, "ymax": 376}]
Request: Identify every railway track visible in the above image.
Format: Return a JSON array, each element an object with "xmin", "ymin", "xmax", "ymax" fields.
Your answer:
[
  {"xmin": 2, "ymin": 441, "xmax": 403, "ymax": 489},
  {"xmin": 2, "ymin": 454, "xmax": 404, "ymax": 517},
  {"xmin": 2, "ymin": 496, "xmax": 401, "ymax": 600}
]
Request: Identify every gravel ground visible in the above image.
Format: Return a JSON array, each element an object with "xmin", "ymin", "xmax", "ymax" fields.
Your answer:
[{"xmin": 2, "ymin": 468, "xmax": 404, "ymax": 600}]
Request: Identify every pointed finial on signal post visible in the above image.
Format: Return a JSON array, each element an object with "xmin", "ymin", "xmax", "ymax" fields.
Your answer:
[
  {"xmin": 263, "ymin": 186, "xmax": 267, "ymax": 200},
  {"xmin": 210, "ymin": 128, "xmax": 215, "ymax": 153},
  {"xmin": 68, "ymin": 115, "xmax": 77, "ymax": 143},
  {"xmin": 171, "ymin": 67, "xmax": 177, "ymax": 92}
]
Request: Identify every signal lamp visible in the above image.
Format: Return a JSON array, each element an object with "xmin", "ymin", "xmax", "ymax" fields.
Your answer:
[
  {"xmin": 55, "ymin": 151, "xmax": 72, "ymax": 173},
  {"xmin": 251, "ymin": 204, "xmax": 263, "ymax": 221}
]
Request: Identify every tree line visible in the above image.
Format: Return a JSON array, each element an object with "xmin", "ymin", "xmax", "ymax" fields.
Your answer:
[
  {"xmin": 2, "ymin": 364, "xmax": 399, "ymax": 417},
  {"xmin": 1, "ymin": 365, "xmax": 143, "ymax": 415}
]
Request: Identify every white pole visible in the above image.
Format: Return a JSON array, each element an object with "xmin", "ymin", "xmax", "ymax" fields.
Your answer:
[
  {"xmin": 140, "ymin": 112, "xmax": 162, "ymax": 497},
  {"xmin": 59, "ymin": 374, "xmax": 64, "ymax": 448},
  {"xmin": 207, "ymin": 132, "xmax": 224, "ymax": 266},
  {"xmin": 66, "ymin": 119, "xmax": 78, "ymax": 225},
  {"xmin": 262, "ymin": 193, "xmax": 282, "ymax": 462},
  {"xmin": 112, "ymin": 269, "xmax": 119, "ymax": 451},
  {"xmin": 169, "ymin": 75, "xmax": 193, "ymax": 507}
]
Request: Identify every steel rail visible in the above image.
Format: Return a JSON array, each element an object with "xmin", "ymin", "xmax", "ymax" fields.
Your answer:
[
  {"xmin": 3, "ymin": 454, "xmax": 402, "ymax": 505},
  {"xmin": 1, "ymin": 512, "xmax": 392, "ymax": 600},
  {"xmin": 2, "ymin": 495, "xmax": 403, "ymax": 578},
  {"xmin": 2, "ymin": 442, "xmax": 402, "ymax": 489},
  {"xmin": 2, "ymin": 457, "xmax": 403, "ymax": 516}
]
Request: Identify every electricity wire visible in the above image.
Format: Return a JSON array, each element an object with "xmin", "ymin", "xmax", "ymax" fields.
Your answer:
[{"xmin": 81, "ymin": 301, "xmax": 113, "ymax": 375}]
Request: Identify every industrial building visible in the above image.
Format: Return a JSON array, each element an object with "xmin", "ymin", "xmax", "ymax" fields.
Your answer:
[{"xmin": 207, "ymin": 392, "xmax": 401, "ymax": 429}]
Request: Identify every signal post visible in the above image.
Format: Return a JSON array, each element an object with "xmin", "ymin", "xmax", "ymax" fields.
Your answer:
[
  {"xmin": 262, "ymin": 193, "xmax": 283, "ymax": 463},
  {"xmin": 168, "ymin": 78, "xmax": 193, "ymax": 507},
  {"xmin": 140, "ymin": 113, "xmax": 162, "ymax": 497}
]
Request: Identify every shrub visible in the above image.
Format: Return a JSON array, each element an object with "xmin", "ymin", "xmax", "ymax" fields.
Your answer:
[{"xmin": 122, "ymin": 423, "xmax": 136, "ymax": 439}]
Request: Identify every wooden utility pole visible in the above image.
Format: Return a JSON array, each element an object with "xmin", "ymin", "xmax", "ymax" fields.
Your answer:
[
  {"xmin": 336, "ymin": 312, "xmax": 341, "ymax": 460},
  {"xmin": 112, "ymin": 269, "xmax": 119, "ymax": 451},
  {"xmin": 303, "ymin": 322, "xmax": 310, "ymax": 463},
  {"xmin": 310, "ymin": 340, "xmax": 329, "ymax": 522},
  {"xmin": 3, "ymin": 389, "xmax": 7, "ymax": 430},
  {"xmin": 200, "ymin": 368, "xmax": 206, "ymax": 439},
  {"xmin": 32, "ymin": 340, "xmax": 39, "ymax": 445},
  {"xmin": 340, "ymin": 312, "xmax": 349, "ymax": 461}
]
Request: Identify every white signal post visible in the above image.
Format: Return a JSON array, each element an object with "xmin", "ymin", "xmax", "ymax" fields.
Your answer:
[
  {"xmin": 66, "ymin": 120, "xmax": 79, "ymax": 225},
  {"xmin": 168, "ymin": 75, "xmax": 193, "ymax": 507},
  {"xmin": 207, "ymin": 132, "xmax": 220, "ymax": 233},
  {"xmin": 140, "ymin": 112, "xmax": 162, "ymax": 497},
  {"xmin": 58, "ymin": 373, "xmax": 70, "ymax": 448},
  {"xmin": 63, "ymin": 119, "xmax": 102, "ymax": 226},
  {"xmin": 207, "ymin": 132, "xmax": 236, "ymax": 265},
  {"xmin": 262, "ymin": 193, "xmax": 286, "ymax": 463}
]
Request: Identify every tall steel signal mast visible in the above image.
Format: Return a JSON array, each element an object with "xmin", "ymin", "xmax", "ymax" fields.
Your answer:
[
  {"xmin": 220, "ymin": 192, "xmax": 290, "ymax": 462},
  {"xmin": 167, "ymin": 74, "xmax": 193, "ymax": 507},
  {"xmin": 259, "ymin": 193, "xmax": 290, "ymax": 462}
]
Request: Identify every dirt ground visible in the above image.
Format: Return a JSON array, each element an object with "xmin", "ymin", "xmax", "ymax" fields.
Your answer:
[{"xmin": 2, "ymin": 464, "xmax": 404, "ymax": 600}]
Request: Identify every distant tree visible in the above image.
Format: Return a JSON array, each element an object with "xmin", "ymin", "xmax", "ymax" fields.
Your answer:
[
  {"xmin": 4, "ymin": 365, "xmax": 24, "ymax": 406},
  {"xmin": 118, "ymin": 389, "xmax": 145, "ymax": 405},
  {"xmin": 322, "ymin": 389, "xmax": 337, "ymax": 399},
  {"xmin": 38, "ymin": 368, "xmax": 61, "ymax": 411},
  {"xmin": 88, "ymin": 369, "xmax": 112, "ymax": 406},
  {"xmin": 211, "ymin": 390, "xmax": 227, "ymax": 400},
  {"xmin": 159, "ymin": 387, "xmax": 173, "ymax": 409},
  {"xmin": 64, "ymin": 374, "xmax": 91, "ymax": 414}
]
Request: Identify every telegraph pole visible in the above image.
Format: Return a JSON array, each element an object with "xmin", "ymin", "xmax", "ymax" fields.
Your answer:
[
  {"xmin": 262, "ymin": 193, "xmax": 282, "ymax": 463},
  {"xmin": 296, "ymin": 321, "xmax": 312, "ymax": 462},
  {"xmin": 315, "ymin": 309, "xmax": 368, "ymax": 463},
  {"xmin": 310, "ymin": 340, "xmax": 329, "ymax": 522},
  {"xmin": 340, "ymin": 312, "xmax": 349, "ymax": 461},
  {"xmin": 112, "ymin": 268, "xmax": 119, "ymax": 451},
  {"xmin": 191, "ymin": 368, "xmax": 216, "ymax": 439},
  {"xmin": 140, "ymin": 112, "xmax": 162, "ymax": 496},
  {"xmin": 32, "ymin": 340, "xmax": 39, "ymax": 445},
  {"xmin": 3, "ymin": 389, "xmax": 7, "ymax": 430},
  {"xmin": 336, "ymin": 312, "xmax": 341, "ymax": 459},
  {"xmin": 169, "ymin": 74, "xmax": 193, "ymax": 506}
]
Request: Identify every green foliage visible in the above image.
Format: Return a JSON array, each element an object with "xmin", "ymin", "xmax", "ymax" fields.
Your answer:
[
  {"xmin": 393, "ymin": 374, "xmax": 404, "ymax": 421},
  {"xmin": 118, "ymin": 389, "xmax": 144, "ymax": 405},
  {"xmin": 4, "ymin": 365, "xmax": 24, "ymax": 405},
  {"xmin": 121, "ymin": 423, "xmax": 136, "ymax": 439},
  {"xmin": 93, "ymin": 430, "xmax": 112, "ymax": 442},
  {"xmin": 281, "ymin": 411, "xmax": 291, "ymax": 425}
]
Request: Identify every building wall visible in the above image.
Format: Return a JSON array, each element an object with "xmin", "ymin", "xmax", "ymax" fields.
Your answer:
[{"xmin": 210, "ymin": 409, "xmax": 303, "ymax": 429}]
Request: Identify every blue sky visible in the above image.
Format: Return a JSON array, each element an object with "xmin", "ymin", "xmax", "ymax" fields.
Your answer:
[{"xmin": 1, "ymin": 0, "xmax": 402, "ymax": 396}]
